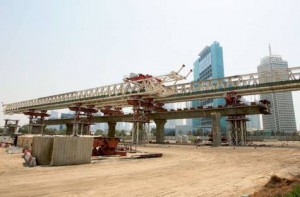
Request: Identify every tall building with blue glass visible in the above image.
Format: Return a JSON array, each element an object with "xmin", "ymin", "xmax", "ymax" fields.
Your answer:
[{"xmin": 192, "ymin": 41, "xmax": 227, "ymax": 133}]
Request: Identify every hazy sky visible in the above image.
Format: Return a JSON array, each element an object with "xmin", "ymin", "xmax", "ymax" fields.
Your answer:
[{"xmin": 1, "ymin": 0, "xmax": 300, "ymax": 128}]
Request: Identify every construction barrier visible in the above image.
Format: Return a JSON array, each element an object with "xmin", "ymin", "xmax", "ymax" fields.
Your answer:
[
  {"xmin": 31, "ymin": 136, "xmax": 54, "ymax": 165},
  {"xmin": 31, "ymin": 136, "xmax": 93, "ymax": 166},
  {"xmin": 51, "ymin": 137, "xmax": 93, "ymax": 166},
  {"xmin": 17, "ymin": 135, "xmax": 34, "ymax": 150},
  {"xmin": 23, "ymin": 150, "xmax": 36, "ymax": 167}
]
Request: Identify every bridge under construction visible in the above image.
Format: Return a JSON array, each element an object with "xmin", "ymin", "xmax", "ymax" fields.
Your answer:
[{"xmin": 2, "ymin": 65, "xmax": 300, "ymax": 146}]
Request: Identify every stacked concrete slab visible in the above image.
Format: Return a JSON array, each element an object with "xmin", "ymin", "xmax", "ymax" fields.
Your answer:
[{"xmin": 31, "ymin": 136, "xmax": 93, "ymax": 166}]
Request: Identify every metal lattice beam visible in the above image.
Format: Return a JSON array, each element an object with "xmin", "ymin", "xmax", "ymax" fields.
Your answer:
[{"xmin": 3, "ymin": 66, "xmax": 300, "ymax": 114}]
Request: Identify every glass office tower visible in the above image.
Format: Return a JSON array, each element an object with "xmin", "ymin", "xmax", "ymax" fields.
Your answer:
[{"xmin": 192, "ymin": 41, "xmax": 226, "ymax": 133}]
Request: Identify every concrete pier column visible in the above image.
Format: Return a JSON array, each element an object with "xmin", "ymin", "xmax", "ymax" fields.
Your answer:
[
  {"xmin": 107, "ymin": 121, "xmax": 117, "ymax": 137},
  {"xmin": 234, "ymin": 121, "xmax": 238, "ymax": 145},
  {"xmin": 211, "ymin": 112, "xmax": 221, "ymax": 147},
  {"xmin": 154, "ymin": 119, "xmax": 167, "ymax": 144},
  {"xmin": 28, "ymin": 116, "xmax": 33, "ymax": 134},
  {"xmin": 83, "ymin": 124, "xmax": 90, "ymax": 135},
  {"xmin": 66, "ymin": 123, "xmax": 73, "ymax": 135}
]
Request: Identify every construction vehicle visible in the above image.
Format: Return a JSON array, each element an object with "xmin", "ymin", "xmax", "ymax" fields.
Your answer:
[{"xmin": 92, "ymin": 137, "xmax": 126, "ymax": 156}]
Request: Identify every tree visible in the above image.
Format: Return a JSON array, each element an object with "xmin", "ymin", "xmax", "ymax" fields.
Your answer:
[
  {"xmin": 43, "ymin": 128, "xmax": 57, "ymax": 135},
  {"xmin": 0, "ymin": 127, "xmax": 4, "ymax": 134},
  {"xmin": 194, "ymin": 128, "xmax": 203, "ymax": 136},
  {"xmin": 115, "ymin": 130, "xmax": 127, "ymax": 137},
  {"xmin": 276, "ymin": 130, "xmax": 281, "ymax": 136},
  {"xmin": 95, "ymin": 129, "xmax": 105, "ymax": 136},
  {"xmin": 150, "ymin": 128, "xmax": 156, "ymax": 136},
  {"xmin": 120, "ymin": 130, "xmax": 126, "ymax": 136},
  {"xmin": 19, "ymin": 125, "xmax": 29, "ymax": 134},
  {"xmin": 60, "ymin": 128, "xmax": 67, "ymax": 135}
]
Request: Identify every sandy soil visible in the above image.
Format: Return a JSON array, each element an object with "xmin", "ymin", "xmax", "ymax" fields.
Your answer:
[{"xmin": 0, "ymin": 141, "xmax": 300, "ymax": 197}]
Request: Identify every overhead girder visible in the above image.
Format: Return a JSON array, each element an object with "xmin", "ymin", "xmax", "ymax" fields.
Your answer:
[{"xmin": 3, "ymin": 66, "xmax": 300, "ymax": 114}]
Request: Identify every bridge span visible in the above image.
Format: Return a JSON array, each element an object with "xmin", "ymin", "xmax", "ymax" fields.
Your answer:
[
  {"xmin": 45, "ymin": 104, "xmax": 269, "ymax": 125},
  {"xmin": 2, "ymin": 66, "xmax": 296, "ymax": 146},
  {"xmin": 43, "ymin": 103, "xmax": 270, "ymax": 146}
]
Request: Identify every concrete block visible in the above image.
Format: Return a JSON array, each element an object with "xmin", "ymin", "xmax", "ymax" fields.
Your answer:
[
  {"xmin": 31, "ymin": 136, "xmax": 54, "ymax": 165},
  {"xmin": 17, "ymin": 136, "xmax": 24, "ymax": 147},
  {"xmin": 17, "ymin": 135, "xmax": 33, "ymax": 150},
  {"xmin": 31, "ymin": 136, "xmax": 93, "ymax": 166},
  {"xmin": 50, "ymin": 137, "xmax": 93, "ymax": 166}
]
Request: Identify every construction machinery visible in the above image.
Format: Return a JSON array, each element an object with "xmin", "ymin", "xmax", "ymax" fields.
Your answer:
[{"xmin": 92, "ymin": 137, "xmax": 126, "ymax": 156}]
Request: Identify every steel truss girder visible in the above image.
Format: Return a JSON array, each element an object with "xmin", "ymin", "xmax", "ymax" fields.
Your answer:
[{"xmin": 3, "ymin": 66, "xmax": 300, "ymax": 114}]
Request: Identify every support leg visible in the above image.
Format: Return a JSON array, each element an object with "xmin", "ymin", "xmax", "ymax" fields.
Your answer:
[
  {"xmin": 107, "ymin": 121, "xmax": 117, "ymax": 137},
  {"xmin": 154, "ymin": 119, "xmax": 167, "ymax": 144},
  {"xmin": 211, "ymin": 112, "xmax": 221, "ymax": 147}
]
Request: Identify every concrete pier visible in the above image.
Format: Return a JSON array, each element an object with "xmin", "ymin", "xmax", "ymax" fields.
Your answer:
[
  {"xmin": 107, "ymin": 121, "xmax": 117, "ymax": 137},
  {"xmin": 154, "ymin": 119, "xmax": 167, "ymax": 144},
  {"xmin": 211, "ymin": 112, "xmax": 221, "ymax": 147}
]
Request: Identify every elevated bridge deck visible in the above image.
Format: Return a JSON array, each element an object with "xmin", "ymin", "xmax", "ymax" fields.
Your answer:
[{"xmin": 44, "ymin": 103, "xmax": 269, "ymax": 125}]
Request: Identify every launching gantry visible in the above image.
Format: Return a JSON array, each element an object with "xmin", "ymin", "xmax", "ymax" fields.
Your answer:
[
  {"xmin": 3, "ymin": 65, "xmax": 191, "ymax": 114},
  {"xmin": 3, "ymin": 65, "xmax": 192, "ymax": 136}
]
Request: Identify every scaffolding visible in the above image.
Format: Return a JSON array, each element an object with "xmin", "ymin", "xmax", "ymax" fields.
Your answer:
[
  {"xmin": 69, "ymin": 104, "xmax": 97, "ymax": 136},
  {"xmin": 23, "ymin": 110, "xmax": 50, "ymax": 135},
  {"xmin": 227, "ymin": 115, "xmax": 249, "ymax": 145}
]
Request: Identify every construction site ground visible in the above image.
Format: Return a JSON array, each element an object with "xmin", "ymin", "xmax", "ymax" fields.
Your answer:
[{"xmin": 0, "ymin": 141, "xmax": 300, "ymax": 197}]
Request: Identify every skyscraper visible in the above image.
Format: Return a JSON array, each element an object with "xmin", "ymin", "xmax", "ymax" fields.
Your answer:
[
  {"xmin": 257, "ymin": 46, "xmax": 297, "ymax": 133},
  {"xmin": 192, "ymin": 41, "xmax": 226, "ymax": 133}
]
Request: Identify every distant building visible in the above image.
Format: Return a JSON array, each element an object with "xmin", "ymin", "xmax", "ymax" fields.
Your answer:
[
  {"xmin": 49, "ymin": 111, "xmax": 59, "ymax": 119},
  {"xmin": 47, "ymin": 111, "xmax": 60, "ymax": 130},
  {"xmin": 164, "ymin": 102, "xmax": 188, "ymax": 129},
  {"xmin": 257, "ymin": 46, "xmax": 297, "ymax": 133},
  {"xmin": 192, "ymin": 41, "xmax": 226, "ymax": 133},
  {"xmin": 175, "ymin": 125, "xmax": 193, "ymax": 136},
  {"xmin": 185, "ymin": 101, "xmax": 193, "ymax": 127},
  {"xmin": 246, "ymin": 115, "xmax": 261, "ymax": 130},
  {"xmin": 116, "ymin": 122, "xmax": 131, "ymax": 131}
]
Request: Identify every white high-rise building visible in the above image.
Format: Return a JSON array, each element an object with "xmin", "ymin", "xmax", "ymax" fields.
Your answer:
[{"xmin": 257, "ymin": 46, "xmax": 296, "ymax": 133}]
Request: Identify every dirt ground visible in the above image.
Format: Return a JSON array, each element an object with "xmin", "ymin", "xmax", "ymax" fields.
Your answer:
[{"xmin": 0, "ymin": 141, "xmax": 300, "ymax": 197}]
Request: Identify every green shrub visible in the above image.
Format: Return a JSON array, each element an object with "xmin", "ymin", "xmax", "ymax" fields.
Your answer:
[{"xmin": 286, "ymin": 183, "xmax": 300, "ymax": 197}]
